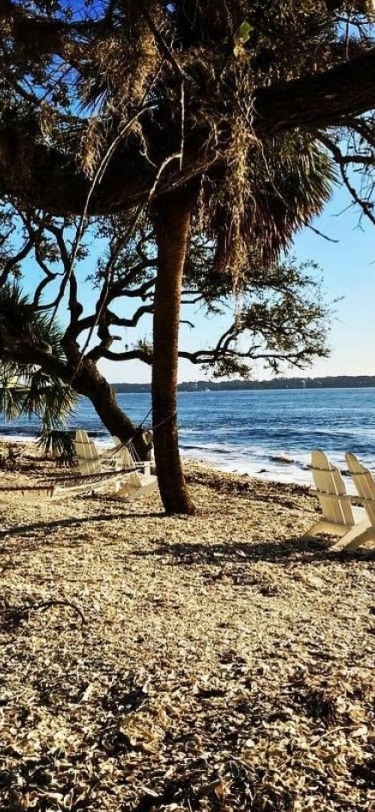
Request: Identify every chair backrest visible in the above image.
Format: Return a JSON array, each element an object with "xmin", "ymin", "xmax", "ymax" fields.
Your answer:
[
  {"xmin": 345, "ymin": 452, "xmax": 375, "ymax": 526},
  {"xmin": 112, "ymin": 435, "xmax": 137, "ymax": 469},
  {"xmin": 310, "ymin": 449, "xmax": 354, "ymax": 527},
  {"xmin": 112, "ymin": 436, "xmax": 153, "ymax": 475},
  {"xmin": 74, "ymin": 429, "xmax": 101, "ymax": 474}
]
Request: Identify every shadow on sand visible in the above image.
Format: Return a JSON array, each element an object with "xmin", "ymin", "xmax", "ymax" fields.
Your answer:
[
  {"xmin": 130, "ymin": 536, "xmax": 375, "ymax": 566},
  {"xmin": 0, "ymin": 508, "xmax": 373, "ymax": 564}
]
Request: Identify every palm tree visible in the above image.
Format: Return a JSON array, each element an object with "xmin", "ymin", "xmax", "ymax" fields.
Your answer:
[
  {"xmin": 75, "ymin": 2, "xmax": 338, "ymax": 513},
  {"xmin": 0, "ymin": 368, "xmax": 78, "ymax": 462},
  {"xmin": 0, "ymin": 284, "xmax": 77, "ymax": 456}
]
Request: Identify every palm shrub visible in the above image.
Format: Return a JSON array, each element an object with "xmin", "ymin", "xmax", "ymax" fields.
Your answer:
[{"xmin": 0, "ymin": 284, "xmax": 77, "ymax": 460}]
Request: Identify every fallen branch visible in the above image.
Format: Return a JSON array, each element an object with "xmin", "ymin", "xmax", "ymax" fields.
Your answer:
[{"xmin": 3, "ymin": 599, "xmax": 86, "ymax": 624}]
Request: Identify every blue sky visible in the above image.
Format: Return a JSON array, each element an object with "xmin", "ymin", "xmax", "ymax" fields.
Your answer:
[
  {"xmin": 288, "ymin": 186, "xmax": 375, "ymax": 381},
  {"xmin": 96, "ymin": 181, "xmax": 375, "ymax": 384},
  {"xmin": 18, "ymin": 181, "xmax": 375, "ymax": 386}
]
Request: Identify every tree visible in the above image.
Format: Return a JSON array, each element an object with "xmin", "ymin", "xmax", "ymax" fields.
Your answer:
[
  {"xmin": 0, "ymin": 198, "xmax": 331, "ymax": 449},
  {"xmin": 1, "ymin": 1, "xmax": 375, "ymax": 511},
  {"xmin": 182, "ymin": 254, "xmax": 331, "ymax": 378},
  {"xmin": 0, "ymin": 201, "xmax": 331, "ymax": 379},
  {"xmin": 0, "ymin": 206, "xmax": 152, "ymax": 458}
]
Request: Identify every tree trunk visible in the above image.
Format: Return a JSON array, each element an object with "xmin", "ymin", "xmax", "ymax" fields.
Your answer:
[
  {"xmin": 67, "ymin": 356, "xmax": 150, "ymax": 460},
  {"xmin": 152, "ymin": 188, "xmax": 197, "ymax": 515},
  {"xmin": 74, "ymin": 366, "xmax": 150, "ymax": 460}
]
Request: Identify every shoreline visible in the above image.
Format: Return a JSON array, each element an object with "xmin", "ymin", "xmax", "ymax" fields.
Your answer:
[
  {"xmin": 0, "ymin": 435, "xmax": 314, "ymax": 493},
  {"xmin": 1, "ymin": 387, "xmax": 374, "ymax": 492},
  {"xmin": 0, "ymin": 432, "xmax": 315, "ymax": 488},
  {"xmin": 0, "ymin": 433, "xmax": 361, "ymax": 491}
]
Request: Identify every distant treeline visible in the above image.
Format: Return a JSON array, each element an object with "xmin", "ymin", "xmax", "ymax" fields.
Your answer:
[{"xmin": 113, "ymin": 375, "xmax": 375, "ymax": 393}]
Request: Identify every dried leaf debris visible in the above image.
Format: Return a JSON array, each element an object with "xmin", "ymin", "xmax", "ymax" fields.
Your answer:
[{"xmin": 0, "ymin": 443, "xmax": 374, "ymax": 811}]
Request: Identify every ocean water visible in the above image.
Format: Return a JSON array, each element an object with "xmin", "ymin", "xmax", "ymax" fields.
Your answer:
[{"xmin": 1, "ymin": 387, "xmax": 374, "ymax": 486}]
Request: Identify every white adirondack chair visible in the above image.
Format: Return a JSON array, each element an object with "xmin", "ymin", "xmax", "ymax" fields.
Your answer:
[
  {"xmin": 304, "ymin": 449, "xmax": 368, "ymax": 546},
  {"xmin": 341, "ymin": 452, "xmax": 375, "ymax": 550},
  {"xmin": 74, "ymin": 430, "xmax": 127, "ymax": 475},
  {"xmin": 111, "ymin": 436, "xmax": 158, "ymax": 502},
  {"xmin": 112, "ymin": 436, "xmax": 151, "ymax": 475},
  {"xmin": 73, "ymin": 429, "xmax": 101, "ymax": 474}
]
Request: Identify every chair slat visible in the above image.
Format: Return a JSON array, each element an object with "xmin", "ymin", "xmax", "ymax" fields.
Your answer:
[
  {"xmin": 346, "ymin": 453, "xmax": 375, "ymax": 527},
  {"xmin": 310, "ymin": 449, "xmax": 354, "ymax": 528}
]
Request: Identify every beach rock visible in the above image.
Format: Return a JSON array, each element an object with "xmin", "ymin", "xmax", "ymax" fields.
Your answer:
[{"xmin": 270, "ymin": 454, "xmax": 294, "ymax": 465}]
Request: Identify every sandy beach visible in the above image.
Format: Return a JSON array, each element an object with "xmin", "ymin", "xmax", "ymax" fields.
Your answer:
[{"xmin": 0, "ymin": 440, "xmax": 374, "ymax": 811}]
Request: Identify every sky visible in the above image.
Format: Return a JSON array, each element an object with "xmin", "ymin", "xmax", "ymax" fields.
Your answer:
[
  {"xmin": 95, "ymin": 180, "xmax": 375, "ymax": 384},
  {"xmin": 286, "ymin": 186, "xmax": 375, "ymax": 382},
  {"xmin": 19, "ymin": 181, "xmax": 375, "ymax": 386}
]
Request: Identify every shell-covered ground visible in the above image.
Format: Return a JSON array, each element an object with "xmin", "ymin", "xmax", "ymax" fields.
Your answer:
[{"xmin": 0, "ymin": 442, "xmax": 374, "ymax": 811}]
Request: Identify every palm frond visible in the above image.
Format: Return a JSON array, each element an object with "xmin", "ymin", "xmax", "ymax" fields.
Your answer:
[
  {"xmin": 37, "ymin": 429, "xmax": 76, "ymax": 465},
  {"xmin": 0, "ymin": 284, "xmax": 77, "ymax": 433}
]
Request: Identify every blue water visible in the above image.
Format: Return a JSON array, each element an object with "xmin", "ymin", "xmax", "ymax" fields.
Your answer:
[{"xmin": 1, "ymin": 388, "xmax": 375, "ymax": 486}]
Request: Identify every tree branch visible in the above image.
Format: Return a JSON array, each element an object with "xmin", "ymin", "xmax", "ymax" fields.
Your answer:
[
  {"xmin": 107, "ymin": 304, "xmax": 154, "ymax": 328},
  {"xmin": 253, "ymin": 47, "xmax": 375, "ymax": 134},
  {"xmin": 101, "ymin": 347, "xmax": 152, "ymax": 363},
  {"xmin": 0, "ymin": 234, "xmax": 34, "ymax": 286},
  {"xmin": 317, "ymin": 131, "xmax": 375, "ymax": 227}
]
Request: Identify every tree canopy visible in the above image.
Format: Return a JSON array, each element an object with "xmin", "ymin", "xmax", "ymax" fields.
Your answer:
[
  {"xmin": 0, "ymin": 201, "xmax": 331, "ymax": 380},
  {"xmin": 1, "ymin": 1, "xmax": 375, "ymax": 239}
]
